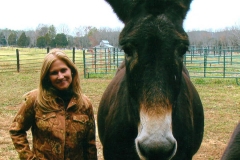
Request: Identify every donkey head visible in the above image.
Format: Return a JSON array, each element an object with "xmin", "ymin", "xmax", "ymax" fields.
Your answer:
[{"xmin": 106, "ymin": 0, "xmax": 192, "ymax": 159}]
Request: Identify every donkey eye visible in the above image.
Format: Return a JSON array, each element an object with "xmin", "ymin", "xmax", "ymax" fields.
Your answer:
[
  {"xmin": 123, "ymin": 47, "xmax": 134, "ymax": 57},
  {"xmin": 178, "ymin": 45, "xmax": 188, "ymax": 56},
  {"xmin": 122, "ymin": 43, "xmax": 135, "ymax": 57}
]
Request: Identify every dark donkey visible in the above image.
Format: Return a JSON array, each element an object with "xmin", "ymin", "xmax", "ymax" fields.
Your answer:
[
  {"xmin": 97, "ymin": 0, "xmax": 204, "ymax": 159},
  {"xmin": 221, "ymin": 122, "xmax": 240, "ymax": 160}
]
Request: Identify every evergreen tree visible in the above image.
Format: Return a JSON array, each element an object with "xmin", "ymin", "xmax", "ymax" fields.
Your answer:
[
  {"xmin": 55, "ymin": 33, "xmax": 68, "ymax": 47},
  {"xmin": 36, "ymin": 36, "xmax": 46, "ymax": 48},
  {"xmin": 50, "ymin": 39, "xmax": 56, "ymax": 48},
  {"xmin": 67, "ymin": 35, "xmax": 74, "ymax": 48},
  {"xmin": 8, "ymin": 32, "xmax": 17, "ymax": 46},
  {"xmin": 26, "ymin": 37, "xmax": 30, "ymax": 46},
  {"xmin": 44, "ymin": 33, "xmax": 51, "ymax": 46},
  {"xmin": 0, "ymin": 32, "xmax": 7, "ymax": 46},
  {"xmin": 17, "ymin": 32, "xmax": 28, "ymax": 47}
]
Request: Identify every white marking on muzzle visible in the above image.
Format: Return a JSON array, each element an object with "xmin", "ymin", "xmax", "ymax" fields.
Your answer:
[{"xmin": 135, "ymin": 109, "xmax": 177, "ymax": 160}]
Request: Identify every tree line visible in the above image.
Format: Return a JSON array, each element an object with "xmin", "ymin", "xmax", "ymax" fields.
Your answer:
[
  {"xmin": 1, "ymin": 23, "xmax": 240, "ymax": 49},
  {"xmin": 0, "ymin": 24, "xmax": 122, "ymax": 49},
  {"xmin": 187, "ymin": 25, "xmax": 240, "ymax": 48}
]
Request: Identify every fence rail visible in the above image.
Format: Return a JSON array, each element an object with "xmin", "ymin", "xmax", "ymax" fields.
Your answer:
[
  {"xmin": 184, "ymin": 47, "xmax": 240, "ymax": 84},
  {"xmin": 83, "ymin": 48, "xmax": 124, "ymax": 78},
  {"xmin": 1, "ymin": 46, "xmax": 240, "ymax": 83},
  {"xmin": 0, "ymin": 47, "xmax": 84, "ymax": 73}
]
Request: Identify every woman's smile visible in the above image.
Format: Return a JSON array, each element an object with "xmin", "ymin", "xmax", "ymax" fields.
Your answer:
[{"xmin": 49, "ymin": 59, "xmax": 72, "ymax": 90}]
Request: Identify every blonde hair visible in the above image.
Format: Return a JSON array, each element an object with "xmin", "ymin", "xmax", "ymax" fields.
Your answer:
[{"xmin": 36, "ymin": 48, "xmax": 85, "ymax": 112}]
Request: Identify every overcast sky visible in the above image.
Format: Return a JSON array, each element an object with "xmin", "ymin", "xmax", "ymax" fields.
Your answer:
[{"xmin": 1, "ymin": 0, "xmax": 240, "ymax": 33}]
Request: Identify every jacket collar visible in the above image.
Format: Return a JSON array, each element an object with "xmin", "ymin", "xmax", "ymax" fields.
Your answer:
[
  {"xmin": 56, "ymin": 96, "xmax": 77, "ymax": 110},
  {"xmin": 66, "ymin": 97, "xmax": 77, "ymax": 109}
]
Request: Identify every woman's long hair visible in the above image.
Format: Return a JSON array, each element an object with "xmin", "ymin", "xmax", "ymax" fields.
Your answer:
[{"xmin": 36, "ymin": 48, "xmax": 86, "ymax": 112}]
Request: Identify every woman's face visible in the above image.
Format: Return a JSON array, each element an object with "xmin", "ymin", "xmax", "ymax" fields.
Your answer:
[{"xmin": 48, "ymin": 59, "xmax": 72, "ymax": 90}]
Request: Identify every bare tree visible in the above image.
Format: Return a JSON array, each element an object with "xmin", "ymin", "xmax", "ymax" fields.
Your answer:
[
  {"xmin": 57, "ymin": 24, "xmax": 70, "ymax": 35},
  {"xmin": 48, "ymin": 25, "xmax": 57, "ymax": 40},
  {"xmin": 97, "ymin": 27, "xmax": 121, "ymax": 47},
  {"xmin": 74, "ymin": 26, "xmax": 93, "ymax": 49},
  {"xmin": 74, "ymin": 26, "xmax": 86, "ymax": 37},
  {"xmin": 36, "ymin": 24, "xmax": 49, "ymax": 37},
  {"xmin": 228, "ymin": 26, "xmax": 240, "ymax": 46},
  {"xmin": 25, "ymin": 30, "xmax": 37, "ymax": 47},
  {"xmin": 1, "ymin": 29, "xmax": 11, "ymax": 46}
]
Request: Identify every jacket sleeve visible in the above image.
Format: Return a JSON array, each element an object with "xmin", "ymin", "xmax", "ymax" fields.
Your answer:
[
  {"xmin": 9, "ymin": 91, "xmax": 37, "ymax": 160},
  {"xmin": 83, "ymin": 96, "xmax": 97, "ymax": 160}
]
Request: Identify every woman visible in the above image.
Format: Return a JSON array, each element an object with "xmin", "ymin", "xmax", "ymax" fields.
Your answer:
[{"xmin": 9, "ymin": 49, "xmax": 97, "ymax": 160}]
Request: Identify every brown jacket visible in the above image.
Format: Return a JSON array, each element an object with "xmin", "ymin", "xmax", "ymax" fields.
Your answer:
[{"xmin": 9, "ymin": 90, "xmax": 97, "ymax": 160}]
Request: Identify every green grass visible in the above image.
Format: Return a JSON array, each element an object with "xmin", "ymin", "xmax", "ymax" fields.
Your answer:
[
  {"xmin": 1, "ymin": 48, "xmax": 240, "ymax": 159},
  {"xmin": 1, "ymin": 71, "xmax": 240, "ymax": 159}
]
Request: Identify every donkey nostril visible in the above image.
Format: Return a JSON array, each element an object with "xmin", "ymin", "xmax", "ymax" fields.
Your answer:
[
  {"xmin": 137, "ymin": 141, "xmax": 149, "ymax": 158},
  {"xmin": 137, "ymin": 139, "xmax": 177, "ymax": 160},
  {"xmin": 166, "ymin": 141, "xmax": 177, "ymax": 159}
]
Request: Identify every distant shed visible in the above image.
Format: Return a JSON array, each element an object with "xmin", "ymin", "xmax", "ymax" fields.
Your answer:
[
  {"xmin": 83, "ymin": 40, "xmax": 125, "ymax": 78},
  {"xmin": 93, "ymin": 40, "xmax": 114, "ymax": 51}
]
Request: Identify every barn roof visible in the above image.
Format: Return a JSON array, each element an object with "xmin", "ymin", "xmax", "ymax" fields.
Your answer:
[{"xmin": 93, "ymin": 40, "xmax": 114, "ymax": 48}]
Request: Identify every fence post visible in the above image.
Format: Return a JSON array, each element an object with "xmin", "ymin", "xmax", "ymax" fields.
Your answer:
[
  {"xmin": 116, "ymin": 48, "xmax": 119, "ymax": 67},
  {"xmin": 223, "ymin": 50, "xmax": 226, "ymax": 78},
  {"xmin": 105, "ymin": 48, "xmax": 107, "ymax": 73},
  {"xmin": 192, "ymin": 45, "xmax": 195, "ymax": 57},
  {"xmin": 16, "ymin": 49, "xmax": 20, "ymax": 72},
  {"xmin": 109, "ymin": 48, "xmax": 112, "ymax": 71},
  {"xmin": 190, "ymin": 46, "xmax": 193, "ymax": 63},
  {"xmin": 83, "ymin": 49, "xmax": 86, "ymax": 78},
  {"xmin": 204, "ymin": 48, "xmax": 207, "ymax": 77},
  {"xmin": 47, "ymin": 47, "xmax": 49, "ymax": 54},
  {"xmin": 72, "ymin": 47, "xmax": 75, "ymax": 63},
  {"xmin": 94, "ymin": 48, "xmax": 97, "ymax": 73},
  {"xmin": 218, "ymin": 46, "xmax": 221, "ymax": 64},
  {"xmin": 230, "ymin": 47, "xmax": 232, "ymax": 65},
  {"xmin": 183, "ymin": 54, "xmax": 186, "ymax": 65},
  {"xmin": 113, "ymin": 48, "xmax": 116, "ymax": 64},
  {"xmin": 219, "ymin": 46, "xmax": 222, "ymax": 56},
  {"xmin": 213, "ymin": 46, "xmax": 215, "ymax": 56}
]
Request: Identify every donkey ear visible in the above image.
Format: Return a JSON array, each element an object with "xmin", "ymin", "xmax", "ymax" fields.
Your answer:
[
  {"xmin": 145, "ymin": 0, "xmax": 192, "ymax": 19},
  {"xmin": 105, "ymin": 0, "xmax": 135, "ymax": 24}
]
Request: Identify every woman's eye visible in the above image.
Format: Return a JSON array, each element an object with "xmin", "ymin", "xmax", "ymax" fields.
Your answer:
[
  {"xmin": 50, "ymin": 71, "xmax": 57, "ymax": 75},
  {"xmin": 60, "ymin": 68, "xmax": 67, "ymax": 73}
]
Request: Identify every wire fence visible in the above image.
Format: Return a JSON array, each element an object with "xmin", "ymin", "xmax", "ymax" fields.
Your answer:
[
  {"xmin": 1, "ymin": 46, "xmax": 240, "ymax": 83},
  {"xmin": 83, "ymin": 48, "xmax": 124, "ymax": 78},
  {"xmin": 184, "ymin": 46, "xmax": 240, "ymax": 84},
  {"xmin": 0, "ymin": 47, "xmax": 84, "ymax": 73}
]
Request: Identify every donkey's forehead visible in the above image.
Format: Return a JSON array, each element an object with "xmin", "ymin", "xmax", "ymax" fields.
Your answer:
[{"xmin": 119, "ymin": 14, "xmax": 187, "ymax": 46}]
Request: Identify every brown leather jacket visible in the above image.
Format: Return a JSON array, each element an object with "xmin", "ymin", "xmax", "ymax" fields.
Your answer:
[{"xmin": 9, "ymin": 90, "xmax": 97, "ymax": 160}]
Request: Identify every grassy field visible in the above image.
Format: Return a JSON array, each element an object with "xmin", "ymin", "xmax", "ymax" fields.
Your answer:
[{"xmin": 0, "ymin": 48, "xmax": 240, "ymax": 159}]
